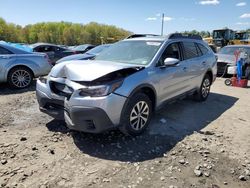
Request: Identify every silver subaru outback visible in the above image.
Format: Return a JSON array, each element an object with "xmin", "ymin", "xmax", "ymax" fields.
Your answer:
[{"xmin": 36, "ymin": 34, "xmax": 217, "ymax": 136}]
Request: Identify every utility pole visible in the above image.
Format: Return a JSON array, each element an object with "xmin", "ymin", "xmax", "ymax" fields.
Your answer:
[{"xmin": 161, "ymin": 13, "xmax": 164, "ymax": 36}]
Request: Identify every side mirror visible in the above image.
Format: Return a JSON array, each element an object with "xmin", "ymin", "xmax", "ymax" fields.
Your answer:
[{"xmin": 163, "ymin": 58, "xmax": 180, "ymax": 67}]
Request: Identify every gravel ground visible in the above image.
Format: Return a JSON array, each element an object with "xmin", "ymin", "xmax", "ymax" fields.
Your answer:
[{"xmin": 0, "ymin": 78, "xmax": 250, "ymax": 188}]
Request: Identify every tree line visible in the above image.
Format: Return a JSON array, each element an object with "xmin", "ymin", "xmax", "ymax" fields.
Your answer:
[
  {"xmin": 0, "ymin": 17, "xmax": 132, "ymax": 45},
  {"xmin": 181, "ymin": 30, "xmax": 212, "ymax": 38},
  {"xmin": 1, "ymin": 17, "xmax": 250, "ymax": 45}
]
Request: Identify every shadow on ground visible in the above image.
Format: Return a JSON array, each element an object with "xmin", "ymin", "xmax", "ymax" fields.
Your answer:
[
  {"xmin": 46, "ymin": 92, "xmax": 238, "ymax": 162},
  {"xmin": 0, "ymin": 81, "xmax": 36, "ymax": 95}
]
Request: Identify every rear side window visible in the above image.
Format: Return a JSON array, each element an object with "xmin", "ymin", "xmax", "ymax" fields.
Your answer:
[
  {"xmin": 0, "ymin": 47, "xmax": 13, "ymax": 55},
  {"xmin": 197, "ymin": 43, "xmax": 209, "ymax": 55},
  {"xmin": 182, "ymin": 42, "xmax": 199, "ymax": 60}
]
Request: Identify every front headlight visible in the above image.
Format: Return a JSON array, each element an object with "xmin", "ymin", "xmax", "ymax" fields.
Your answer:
[{"xmin": 79, "ymin": 80, "xmax": 123, "ymax": 97}]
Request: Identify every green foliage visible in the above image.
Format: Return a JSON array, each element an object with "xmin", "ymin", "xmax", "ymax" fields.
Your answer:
[
  {"xmin": 0, "ymin": 18, "xmax": 132, "ymax": 45},
  {"xmin": 181, "ymin": 30, "xmax": 212, "ymax": 38},
  {"xmin": 1, "ymin": 17, "xmax": 249, "ymax": 45}
]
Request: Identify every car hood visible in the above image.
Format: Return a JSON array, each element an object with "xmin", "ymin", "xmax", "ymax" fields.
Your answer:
[
  {"xmin": 56, "ymin": 53, "xmax": 95, "ymax": 64},
  {"xmin": 50, "ymin": 60, "xmax": 143, "ymax": 81},
  {"xmin": 217, "ymin": 54, "xmax": 236, "ymax": 65}
]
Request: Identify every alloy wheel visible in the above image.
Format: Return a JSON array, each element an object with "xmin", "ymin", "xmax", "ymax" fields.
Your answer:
[
  {"xmin": 201, "ymin": 78, "xmax": 210, "ymax": 98},
  {"xmin": 129, "ymin": 101, "xmax": 149, "ymax": 131},
  {"xmin": 11, "ymin": 69, "xmax": 31, "ymax": 88}
]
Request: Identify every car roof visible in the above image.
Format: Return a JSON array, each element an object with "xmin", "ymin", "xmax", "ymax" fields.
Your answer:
[
  {"xmin": 124, "ymin": 33, "xmax": 204, "ymax": 43},
  {"xmin": 125, "ymin": 36, "xmax": 166, "ymax": 42},
  {"xmin": 30, "ymin": 42, "xmax": 59, "ymax": 48},
  {"xmin": 124, "ymin": 37, "xmax": 205, "ymax": 44}
]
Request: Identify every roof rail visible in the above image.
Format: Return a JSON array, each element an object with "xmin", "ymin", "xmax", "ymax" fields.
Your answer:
[
  {"xmin": 127, "ymin": 34, "xmax": 160, "ymax": 39},
  {"xmin": 167, "ymin": 33, "xmax": 202, "ymax": 40}
]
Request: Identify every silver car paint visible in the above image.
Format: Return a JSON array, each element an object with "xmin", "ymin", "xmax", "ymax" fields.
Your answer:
[
  {"xmin": 0, "ymin": 53, "xmax": 51, "ymax": 82},
  {"xmin": 114, "ymin": 39, "xmax": 216, "ymax": 108},
  {"xmin": 36, "ymin": 78, "xmax": 126, "ymax": 125},
  {"xmin": 36, "ymin": 37, "xmax": 217, "ymax": 126}
]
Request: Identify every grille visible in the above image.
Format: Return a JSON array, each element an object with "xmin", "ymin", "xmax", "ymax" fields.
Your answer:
[{"xmin": 50, "ymin": 81, "xmax": 74, "ymax": 99}]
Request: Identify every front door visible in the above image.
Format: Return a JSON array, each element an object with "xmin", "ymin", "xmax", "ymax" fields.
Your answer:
[{"xmin": 155, "ymin": 42, "xmax": 190, "ymax": 105}]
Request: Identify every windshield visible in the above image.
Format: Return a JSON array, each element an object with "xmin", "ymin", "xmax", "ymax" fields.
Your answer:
[
  {"xmin": 86, "ymin": 45, "xmax": 110, "ymax": 55},
  {"xmin": 95, "ymin": 40, "xmax": 163, "ymax": 65},
  {"xmin": 213, "ymin": 30, "xmax": 228, "ymax": 39}
]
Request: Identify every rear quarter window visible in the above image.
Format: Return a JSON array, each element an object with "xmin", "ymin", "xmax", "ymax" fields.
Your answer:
[
  {"xmin": 197, "ymin": 43, "xmax": 209, "ymax": 55},
  {"xmin": 0, "ymin": 46, "xmax": 13, "ymax": 55}
]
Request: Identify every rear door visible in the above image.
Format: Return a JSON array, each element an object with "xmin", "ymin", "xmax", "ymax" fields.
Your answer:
[
  {"xmin": 180, "ymin": 41, "xmax": 204, "ymax": 90},
  {"xmin": 53, "ymin": 46, "xmax": 70, "ymax": 61}
]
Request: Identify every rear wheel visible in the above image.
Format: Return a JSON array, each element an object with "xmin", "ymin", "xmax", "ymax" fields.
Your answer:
[
  {"xmin": 120, "ymin": 93, "xmax": 152, "ymax": 136},
  {"xmin": 7, "ymin": 67, "xmax": 33, "ymax": 89},
  {"xmin": 194, "ymin": 74, "xmax": 211, "ymax": 102}
]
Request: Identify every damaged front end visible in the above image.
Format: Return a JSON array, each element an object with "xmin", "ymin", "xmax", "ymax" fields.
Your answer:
[
  {"xmin": 75, "ymin": 67, "xmax": 144, "ymax": 97},
  {"xmin": 36, "ymin": 60, "xmax": 145, "ymax": 133},
  {"xmin": 48, "ymin": 62, "xmax": 144, "ymax": 98}
]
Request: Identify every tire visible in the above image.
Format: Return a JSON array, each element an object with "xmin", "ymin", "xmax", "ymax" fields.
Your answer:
[
  {"xmin": 7, "ymin": 67, "xmax": 33, "ymax": 89},
  {"xmin": 119, "ymin": 93, "xmax": 152, "ymax": 136},
  {"xmin": 224, "ymin": 79, "xmax": 232, "ymax": 86},
  {"xmin": 194, "ymin": 74, "xmax": 211, "ymax": 102}
]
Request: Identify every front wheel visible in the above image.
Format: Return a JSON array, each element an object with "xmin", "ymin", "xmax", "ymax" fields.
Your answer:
[
  {"xmin": 119, "ymin": 93, "xmax": 152, "ymax": 136},
  {"xmin": 194, "ymin": 75, "xmax": 211, "ymax": 102}
]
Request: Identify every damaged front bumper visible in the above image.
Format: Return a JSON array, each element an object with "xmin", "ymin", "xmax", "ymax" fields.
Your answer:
[{"xmin": 36, "ymin": 78, "xmax": 127, "ymax": 133}]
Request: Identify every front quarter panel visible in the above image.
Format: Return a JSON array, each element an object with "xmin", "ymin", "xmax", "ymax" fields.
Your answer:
[{"xmin": 114, "ymin": 67, "xmax": 158, "ymax": 99}]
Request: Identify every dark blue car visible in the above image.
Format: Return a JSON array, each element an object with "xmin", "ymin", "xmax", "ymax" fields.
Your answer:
[{"xmin": 56, "ymin": 44, "xmax": 111, "ymax": 64}]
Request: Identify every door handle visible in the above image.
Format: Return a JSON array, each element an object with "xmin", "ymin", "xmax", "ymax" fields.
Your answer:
[
  {"xmin": 183, "ymin": 67, "xmax": 187, "ymax": 71},
  {"xmin": 202, "ymin": 62, "xmax": 206, "ymax": 65}
]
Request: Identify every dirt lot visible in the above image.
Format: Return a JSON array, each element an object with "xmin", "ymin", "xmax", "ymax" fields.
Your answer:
[{"xmin": 0, "ymin": 78, "xmax": 250, "ymax": 188}]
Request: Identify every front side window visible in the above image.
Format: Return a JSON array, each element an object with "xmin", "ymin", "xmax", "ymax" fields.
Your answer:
[
  {"xmin": 158, "ymin": 42, "xmax": 181, "ymax": 66},
  {"xmin": 182, "ymin": 42, "xmax": 199, "ymax": 60},
  {"xmin": 95, "ymin": 40, "xmax": 163, "ymax": 65}
]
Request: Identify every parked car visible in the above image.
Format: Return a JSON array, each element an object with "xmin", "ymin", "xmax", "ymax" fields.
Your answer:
[
  {"xmin": 36, "ymin": 33, "xmax": 217, "ymax": 136},
  {"xmin": 217, "ymin": 45, "xmax": 250, "ymax": 75},
  {"xmin": 0, "ymin": 43, "xmax": 52, "ymax": 89},
  {"xmin": 31, "ymin": 43, "xmax": 76, "ymax": 65},
  {"xmin": 56, "ymin": 44, "xmax": 111, "ymax": 64},
  {"xmin": 71, "ymin": 44, "xmax": 95, "ymax": 54}
]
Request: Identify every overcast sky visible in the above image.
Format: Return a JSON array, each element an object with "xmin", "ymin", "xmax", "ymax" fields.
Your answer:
[{"xmin": 0, "ymin": 0, "xmax": 249, "ymax": 34}]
